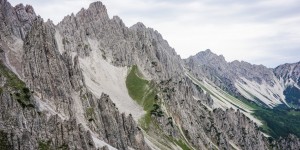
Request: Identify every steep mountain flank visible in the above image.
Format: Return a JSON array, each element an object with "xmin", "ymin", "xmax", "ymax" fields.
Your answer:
[
  {"xmin": 185, "ymin": 49, "xmax": 286, "ymax": 108},
  {"xmin": 1, "ymin": 1, "xmax": 150, "ymax": 149},
  {"xmin": 185, "ymin": 49, "xmax": 300, "ymax": 145},
  {"xmin": 274, "ymin": 62, "xmax": 300, "ymax": 108}
]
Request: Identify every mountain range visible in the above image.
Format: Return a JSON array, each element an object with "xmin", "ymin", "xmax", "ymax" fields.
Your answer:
[
  {"xmin": 185, "ymin": 49, "xmax": 300, "ymax": 109},
  {"xmin": 0, "ymin": 0, "xmax": 299, "ymax": 150}
]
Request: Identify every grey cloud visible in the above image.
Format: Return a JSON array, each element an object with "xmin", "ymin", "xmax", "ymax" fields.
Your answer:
[{"xmin": 145, "ymin": 0, "xmax": 300, "ymax": 24}]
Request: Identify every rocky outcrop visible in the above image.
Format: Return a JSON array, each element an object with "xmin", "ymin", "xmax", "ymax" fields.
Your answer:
[
  {"xmin": 272, "ymin": 134, "xmax": 300, "ymax": 150},
  {"xmin": 0, "ymin": 1, "xmax": 151, "ymax": 149},
  {"xmin": 0, "ymin": 0, "xmax": 36, "ymax": 39},
  {"xmin": 95, "ymin": 93, "xmax": 150, "ymax": 150},
  {"xmin": 0, "ymin": 0, "xmax": 37, "ymax": 78},
  {"xmin": 0, "ymin": 60, "xmax": 95, "ymax": 150},
  {"xmin": 23, "ymin": 17, "xmax": 74, "ymax": 117},
  {"xmin": 212, "ymin": 108, "xmax": 268, "ymax": 150},
  {"xmin": 274, "ymin": 61, "xmax": 300, "ymax": 87}
]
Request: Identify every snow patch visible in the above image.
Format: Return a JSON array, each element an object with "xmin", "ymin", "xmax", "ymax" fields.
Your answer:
[{"xmin": 79, "ymin": 38, "xmax": 145, "ymax": 121}]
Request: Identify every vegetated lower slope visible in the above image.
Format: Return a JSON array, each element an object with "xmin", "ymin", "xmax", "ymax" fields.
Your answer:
[
  {"xmin": 254, "ymin": 105, "xmax": 300, "ymax": 139},
  {"xmin": 126, "ymin": 65, "xmax": 193, "ymax": 150},
  {"xmin": 126, "ymin": 65, "xmax": 158, "ymax": 130},
  {"xmin": 0, "ymin": 62, "xmax": 33, "ymax": 108},
  {"xmin": 284, "ymin": 86, "xmax": 300, "ymax": 108}
]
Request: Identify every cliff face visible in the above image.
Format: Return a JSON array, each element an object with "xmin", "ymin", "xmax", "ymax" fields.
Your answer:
[
  {"xmin": 274, "ymin": 62, "xmax": 300, "ymax": 108},
  {"xmin": 0, "ymin": 0, "xmax": 36, "ymax": 78},
  {"xmin": 0, "ymin": 0, "xmax": 299, "ymax": 150},
  {"xmin": 0, "ymin": 1, "xmax": 150, "ymax": 149}
]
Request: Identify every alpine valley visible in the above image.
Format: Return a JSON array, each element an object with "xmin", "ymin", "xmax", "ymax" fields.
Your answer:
[{"xmin": 0, "ymin": 0, "xmax": 299, "ymax": 150}]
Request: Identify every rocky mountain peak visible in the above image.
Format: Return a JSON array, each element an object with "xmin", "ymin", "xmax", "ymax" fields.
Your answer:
[
  {"xmin": 193, "ymin": 49, "xmax": 227, "ymax": 65},
  {"xmin": 0, "ymin": 0, "xmax": 36, "ymax": 39},
  {"xmin": 130, "ymin": 22, "xmax": 146, "ymax": 29},
  {"xmin": 274, "ymin": 61, "xmax": 300, "ymax": 108},
  {"xmin": 15, "ymin": 3, "xmax": 36, "ymax": 18},
  {"xmin": 86, "ymin": 1, "xmax": 109, "ymax": 20},
  {"xmin": 274, "ymin": 61, "xmax": 300, "ymax": 84},
  {"xmin": 0, "ymin": 0, "xmax": 8, "ymax": 5},
  {"xmin": 64, "ymin": 1, "xmax": 110, "ymax": 26},
  {"xmin": 112, "ymin": 15, "xmax": 125, "ymax": 26}
]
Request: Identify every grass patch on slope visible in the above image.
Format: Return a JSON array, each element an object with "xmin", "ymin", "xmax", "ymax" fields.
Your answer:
[
  {"xmin": 126, "ymin": 65, "xmax": 158, "ymax": 131},
  {"xmin": 166, "ymin": 136, "xmax": 193, "ymax": 150},
  {"xmin": 0, "ymin": 62, "xmax": 33, "ymax": 108},
  {"xmin": 174, "ymin": 139, "xmax": 192, "ymax": 150},
  {"xmin": 0, "ymin": 62, "xmax": 25, "ymax": 90}
]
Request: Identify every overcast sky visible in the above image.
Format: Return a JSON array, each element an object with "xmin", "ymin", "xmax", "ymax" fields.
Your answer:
[{"xmin": 9, "ymin": 0, "xmax": 300, "ymax": 67}]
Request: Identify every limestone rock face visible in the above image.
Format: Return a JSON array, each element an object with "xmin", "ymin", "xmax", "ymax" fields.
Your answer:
[
  {"xmin": 0, "ymin": 0, "xmax": 37, "ymax": 78},
  {"xmin": 0, "ymin": 60, "xmax": 149, "ymax": 150},
  {"xmin": 272, "ymin": 134, "xmax": 300, "ymax": 150},
  {"xmin": 0, "ymin": 0, "xmax": 36, "ymax": 39},
  {"xmin": 185, "ymin": 49, "xmax": 275, "ymax": 90},
  {"xmin": 0, "ymin": 1, "xmax": 151, "ymax": 149},
  {"xmin": 274, "ymin": 61, "xmax": 300, "ymax": 87},
  {"xmin": 212, "ymin": 108, "xmax": 268, "ymax": 150},
  {"xmin": 23, "ymin": 18, "xmax": 74, "ymax": 117},
  {"xmin": 57, "ymin": 1, "xmax": 183, "ymax": 81}
]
